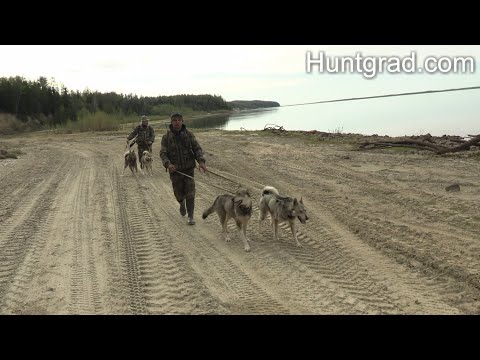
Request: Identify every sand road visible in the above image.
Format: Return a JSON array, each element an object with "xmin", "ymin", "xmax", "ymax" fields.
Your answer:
[{"xmin": 0, "ymin": 129, "xmax": 479, "ymax": 314}]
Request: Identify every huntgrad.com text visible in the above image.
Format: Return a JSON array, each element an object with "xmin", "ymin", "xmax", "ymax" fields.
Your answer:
[{"xmin": 306, "ymin": 51, "xmax": 476, "ymax": 79}]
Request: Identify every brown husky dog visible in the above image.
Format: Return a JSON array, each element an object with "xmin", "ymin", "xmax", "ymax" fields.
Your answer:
[
  {"xmin": 123, "ymin": 148, "xmax": 138, "ymax": 176},
  {"xmin": 202, "ymin": 189, "xmax": 253, "ymax": 252}
]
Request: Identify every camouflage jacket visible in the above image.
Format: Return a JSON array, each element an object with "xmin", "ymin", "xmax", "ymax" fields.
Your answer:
[
  {"xmin": 127, "ymin": 124, "xmax": 155, "ymax": 145},
  {"xmin": 160, "ymin": 124, "xmax": 205, "ymax": 171}
]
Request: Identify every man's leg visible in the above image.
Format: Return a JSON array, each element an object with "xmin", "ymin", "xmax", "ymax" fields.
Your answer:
[
  {"xmin": 138, "ymin": 144, "xmax": 145, "ymax": 168},
  {"xmin": 170, "ymin": 172, "xmax": 186, "ymax": 216},
  {"xmin": 184, "ymin": 169, "xmax": 196, "ymax": 225}
]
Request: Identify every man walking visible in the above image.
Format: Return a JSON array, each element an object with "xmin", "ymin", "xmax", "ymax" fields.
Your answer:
[
  {"xmin": 126, "ymin": 115, "xmax": 155, "ymax": 168},
  {"xmin": 160, "ymin": 113, "xmax": 207, "ymax": 225}
]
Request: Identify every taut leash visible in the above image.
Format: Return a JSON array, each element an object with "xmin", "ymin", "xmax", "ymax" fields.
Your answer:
[{"xmin": 175, "ymin": 170, "xmax": 195, "ymax": 180}]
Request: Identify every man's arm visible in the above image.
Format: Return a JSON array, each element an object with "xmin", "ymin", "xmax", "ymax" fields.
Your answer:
[
  {"xmin": 190, "ymin": 134, "xmax": 205, "ymax": 165},
  {"xmin": 127, "ymin": 126, "xmax": 139, "ymax": 141},
  {"xmin": 159, "ymin": 134, "xmax": 170, "ymax": 168},
  {"xmin": 149, "ymin": 126, "xmax": 155, "ymax": 143}
]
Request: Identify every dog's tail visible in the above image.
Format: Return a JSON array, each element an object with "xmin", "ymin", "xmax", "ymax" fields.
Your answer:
[
  {"xmin": 261, "ymin": 186, "xmax": 279, "ymax": 197},
  {"xmin": 202, "ymin": 202, "xmax": 216, "ymax": 220}
]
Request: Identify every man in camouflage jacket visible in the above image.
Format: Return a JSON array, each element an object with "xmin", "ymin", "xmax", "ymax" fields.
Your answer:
[
  {"xmin": 126, "ymin": 115, "xmax": 155, "ymax": 168},
  {"xmin": 160, "ymin": 113, "xmax": 207, "ymax": 225}
]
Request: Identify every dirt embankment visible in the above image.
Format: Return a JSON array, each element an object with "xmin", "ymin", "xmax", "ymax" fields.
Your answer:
[{"xmin": 0, "ymin": 129, "xmax": 479, "ymax": 314}]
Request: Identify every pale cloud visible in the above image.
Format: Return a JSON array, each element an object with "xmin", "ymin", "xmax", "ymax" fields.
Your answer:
[{"xmin": 0, "ymin": 45, "xmax": 478, "ymax": 105}]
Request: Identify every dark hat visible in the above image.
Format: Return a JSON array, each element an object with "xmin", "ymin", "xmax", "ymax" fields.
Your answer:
[{"xmin": 170, "ymin": 112, "xmax": 183, "ymax": 119}]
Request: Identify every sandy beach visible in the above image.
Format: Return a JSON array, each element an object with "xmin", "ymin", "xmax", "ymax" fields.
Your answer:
[{"xmin": 0, "ymin": 129, "xmax": 479, "ymax": 314}]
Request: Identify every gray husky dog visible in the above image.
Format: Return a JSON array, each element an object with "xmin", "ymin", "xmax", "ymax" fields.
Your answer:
[
  {"xmin": 202, "ymin": 189, "xmax": 253, "ymax": 252},
  {"xmin": 259, "ymin": 186, "xmax": 308, "ymax": 247}
]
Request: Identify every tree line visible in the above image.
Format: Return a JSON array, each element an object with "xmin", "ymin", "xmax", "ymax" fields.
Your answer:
[
  {"xmin": 229, "ymin": 100, "xmax": 280, "ymax": 109},
  {"xmin": 0, "ymin": 76, "xmax": 232, "ymax": 127}
]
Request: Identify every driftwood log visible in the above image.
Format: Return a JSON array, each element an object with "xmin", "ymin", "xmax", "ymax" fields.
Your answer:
[
  {"xmin": 263, "ymin": 124, "xmax": 286, "ymax": 133},
  {"xmin": 358, "ymin": 134, "xmax": 480, "ymax": 154}
]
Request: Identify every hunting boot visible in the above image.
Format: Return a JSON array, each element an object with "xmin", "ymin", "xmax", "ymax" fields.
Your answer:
[
  {"xmin": 186, "ymin": 198, "xmax": 195, "ymax": 225},
  {"xmin": 179, "ymin": 199, "xmax": 186, "ymax": 217}
]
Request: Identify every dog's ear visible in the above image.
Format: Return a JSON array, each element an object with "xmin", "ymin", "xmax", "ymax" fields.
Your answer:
[
  {"xmin": 300, "ymin": 197, "xmax": 303, "ymax": 204},
  {"xmin": 293, "ymin": 198, "xmax": 298, "ymax": 205}
]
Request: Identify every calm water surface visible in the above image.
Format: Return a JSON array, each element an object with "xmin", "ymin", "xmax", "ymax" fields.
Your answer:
[{"xmin": 188, "ymin": 91, "xmax": 479, "ymax": 137}]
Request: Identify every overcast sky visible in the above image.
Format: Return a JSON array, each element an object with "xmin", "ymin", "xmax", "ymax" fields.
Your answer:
[{"xmin": 1, "ymin": 45, "xmax": 478, "ymax": 106}]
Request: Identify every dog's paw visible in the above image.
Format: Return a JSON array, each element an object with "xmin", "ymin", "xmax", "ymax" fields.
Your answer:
[{"xmin": 244, "ymin": 246, "xmax": 251, "ymax": 252}]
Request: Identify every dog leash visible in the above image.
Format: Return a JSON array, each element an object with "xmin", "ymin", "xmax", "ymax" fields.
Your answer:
[
  {"xmin": 126, "ymin": 135, "xmax": 138, "ymax": 149},
  {"xmin": 205, "ymin": 169, "xmax": 233, "ymax": 182},
  {"xmin": 204, "ymin": 170, "xmax": 263, "ymax": 205},
  {"xmin": 172, "ymin": 167, "xmax": 260, "ymax": 197},
  {"xmin": 210, "ymin": 169, "xmax": 266, "ymax": 188},
  {"xmin": 174, "ymin": 169, "xmax": 235, "ymax": 194},
  {"xmin": 206, "ymin": 168, "xmax": 266, "ymax": 189},
  {"xmin": 199, "ymin": 181, "xmax": 235, "ymax": 194},
  {"xmin": 169, "ymin": 166, "xmax": 206, "ymax": 180},
  {"xmin": 208, "ymin": 169, "xmax": 266, "ymax": 209},
  {"xmin": 175, "ymin": 170, "xmax": 195, "ymax": 180},
  {"xmin": 206, "ymin": 169, "xmax": 249, "ymax": 189},
  {"xmin": 167, "ymin": 166, "xmax": 250, "ymax": 189}
]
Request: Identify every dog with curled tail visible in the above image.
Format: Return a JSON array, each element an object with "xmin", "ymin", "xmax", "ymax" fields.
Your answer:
[{"xmin": 259, "ymin": 186, "xmax": 308, "ymax": 247}]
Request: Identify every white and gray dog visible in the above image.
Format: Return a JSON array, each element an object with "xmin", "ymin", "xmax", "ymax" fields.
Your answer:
[
  {"xmin": 202, "ymin": 189, "xmax": 253, "ymax": 252},
  {"xmin": 140, "ymin": 150, "xmax": 153, "ymax": 176},
  {"xmin": 259, "ymin": 186, "xmax": 308, "ymax": 247}
]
